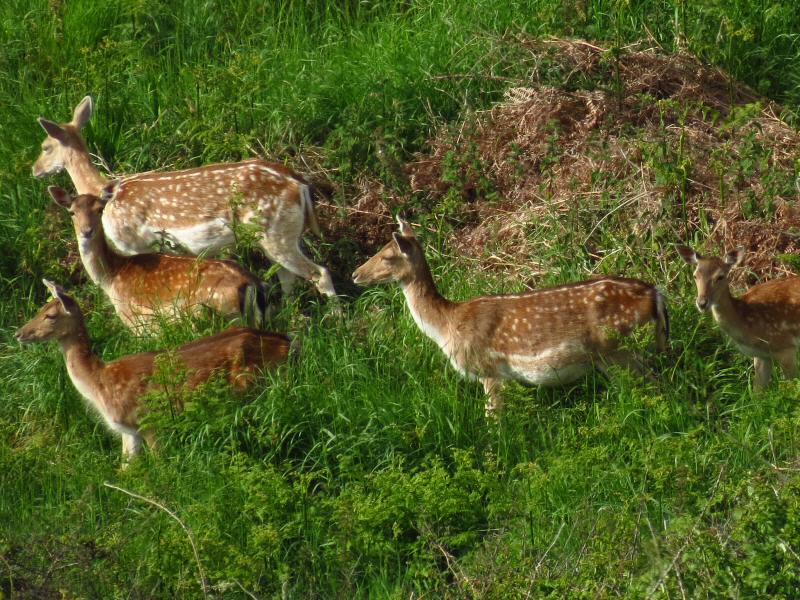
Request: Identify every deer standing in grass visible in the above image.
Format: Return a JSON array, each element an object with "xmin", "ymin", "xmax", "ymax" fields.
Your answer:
[
  {"xmin": 48, "ymin": 186, "xmax": 271, "ymax": 331},
  {"xmin": 32, "ymin": 96, "xmax": 336, "ymax": 298},
  {"xmin": 678, "ymin": 245, "xmax": 800, "ymax": 390},
  {"xmin": 15, "ymin": 280, "xmax": 292, "ymax": 462},
  {"xmin": 352, "ymin": 218, "xmax": 669, "ymax": 415}
]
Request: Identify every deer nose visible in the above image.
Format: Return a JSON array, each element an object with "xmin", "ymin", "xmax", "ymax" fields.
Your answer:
[
  {"xmin": 81, "ymin": 227, "xmax": 95, "ymax": 239},
  {"xmin": 696, "ymin": 297, "xmax": 709, "ymax": 311}
]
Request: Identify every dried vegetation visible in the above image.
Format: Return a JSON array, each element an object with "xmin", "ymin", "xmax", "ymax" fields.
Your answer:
[{"xmin": 322, "ymin": 38, "xmax": 800, "ymax": 286}]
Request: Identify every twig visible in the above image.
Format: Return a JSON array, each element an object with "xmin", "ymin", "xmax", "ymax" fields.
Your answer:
[
  {"xmin": 428, "ymin": 73, "xmax": 525, "ymax": 84},
  {"xmin": 104, "ymin": 482, "xmax": 210, "ymax": 599},
  {"xmin": 524, "ymin": 522, "xmax": 565, "ymax": 600},
  {"xmin": 646, "ymin": 466, "xmax": 726, "ymax": 598},
  {"xmin": 235, "ymin": 579, "xmax": 262, "ymax": 600},
  {"xmin": 535, "ymin": 522, "xmax": 565, "ymax": 573},
  {"xmin": 0, "ymin": 552, "xmax": 13, "ymax": 599},
  {"xmin": 430, "ymin": 538, "xmax": 477, "ymax": 598}
]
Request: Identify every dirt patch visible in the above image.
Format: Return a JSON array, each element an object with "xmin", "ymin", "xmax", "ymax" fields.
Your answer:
[{"xmin": 321, "ymin": 38, "xmax": 800, "ymax": 286}]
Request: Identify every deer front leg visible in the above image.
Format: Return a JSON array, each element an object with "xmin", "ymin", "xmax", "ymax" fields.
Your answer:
[
  {"xmin": 753, "ymin": 356, "xmax": 773, "ymax": 391},
  {"xmin": 775, "ymin": 348, "xmax": 798, "ymax": 380},
  {"xmin": 482, "ymin": 378, "xmax": 504, "ymax": 418},
  {"xmin": 120, "ymin": 431, "xmax": 143, "ymax": 468}
]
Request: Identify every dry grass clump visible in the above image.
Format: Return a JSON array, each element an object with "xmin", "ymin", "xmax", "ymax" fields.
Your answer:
[{"xmin": 394, "ymin": 39, "xmax": 800, "ymax": 284}]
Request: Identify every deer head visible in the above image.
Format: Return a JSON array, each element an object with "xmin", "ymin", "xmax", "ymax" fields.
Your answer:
[
  {"xmin": 15, "ymin": 280, "xmax": 83, "ymax": 343},
  {"xmin": 32, "ymin": 96, "xmax": 93, "ymax": 178},
  {"xmin": 352, "ymin": 216, "xmax": 422, "ymax": 285},
  {"xmin": 48, "ymin": 186, "xmax": 106, "ymax": 242},
  {"xmin": 677, "ymin": 245, "xmax": 745, "ymax": 312}
]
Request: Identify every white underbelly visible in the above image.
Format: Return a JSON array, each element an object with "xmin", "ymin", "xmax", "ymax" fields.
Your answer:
[
  {"xmin": 732, "ymin": 340, "xmax": 767, "ymax": 359},
  {"xmin": 168, "ymin": 220, "xmax": 234, "ymax": 254},
  {"xmin": 494, "ymin": 343, "xmax": 592, "ymax": 386},
  {"xmin": 503, "ymin": 358, "xmax": 591, "ymax": 386},
  {"xmin": 103, "ymin": 211, "xmax": 234, "ymax": 256}
]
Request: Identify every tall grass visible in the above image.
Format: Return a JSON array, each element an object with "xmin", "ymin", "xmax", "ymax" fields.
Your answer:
[{"xmin": 2, "ymin": 0, "xmax": 800, "ymax": 597}]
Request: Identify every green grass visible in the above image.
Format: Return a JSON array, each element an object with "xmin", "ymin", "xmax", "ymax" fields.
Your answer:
[{"xmin": 2, "ymin": 0, "xmax": 800, "ymax": 597}]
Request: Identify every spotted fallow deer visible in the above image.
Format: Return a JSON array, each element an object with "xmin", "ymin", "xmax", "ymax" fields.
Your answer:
[
  {"xmin": 48, "ymin": 186, "xmax": 271, "ymax": 331},
  {"xmin": 32, "ymin": 96, "xmax": 336, "ymax": 298},
  {"xmin": 677, "ymin": 245, "xmax": 800, "ymax": 390},
  {"xmin": 15, "ymin": 280, "xmax": 292, "ymax": 462},
  {"xmin": 353, "ymin": 218, "xmax": 669, "ymax": 415}
]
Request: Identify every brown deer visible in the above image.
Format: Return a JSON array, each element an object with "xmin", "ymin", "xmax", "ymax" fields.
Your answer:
[
  {"xmin": 32, "ymin": 95, "xmax": 336, "ymax": 298},
  {"xmin": 48, "ymin": 186, "xmax": 271, "ymax": 331},
  {"xmin": 353, "ymin": 218, "xmax": 669, "ymax": 415},
  {"xmin": 677, "ymin": 245, "xmax": 800, "ymax": 389},
  {"xmin": 15, "ymin": 280, "xmax": 292, "ymax": 462}
]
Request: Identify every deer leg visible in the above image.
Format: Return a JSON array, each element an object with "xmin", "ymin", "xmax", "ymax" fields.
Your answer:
[
  {"xmin": 775, "ymin": 349, "xmax": 798, "ymax": 380},
  {"xmin": 120, "ymin": 432, "xmax": 143, "ymax": 468},
  {"xmin": 142, "ymin": 429, "xmax": 158, "ymax": 451},
  {"xmin": 598, "ymin": 350, "xmax": 647, "ymax": 377},
  {"xmin": 482, "ymin": 378, "xmax": 504, "ymax": 418},
  {"xmin": 259, "ymin": 234, "xmax": 337, "ymax": 298},
  {"xmin": 276, "ymin": 268, "xmax": 299, "ymax": 296},
  {"xmin": 753, "ymin": 356, "xmax": 773, "ymax": 390}
]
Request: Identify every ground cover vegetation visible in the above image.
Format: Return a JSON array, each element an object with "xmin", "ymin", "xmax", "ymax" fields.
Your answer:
[{"xmin": 2, "ymin": 0, "xmax": 800, "ymax": 597}]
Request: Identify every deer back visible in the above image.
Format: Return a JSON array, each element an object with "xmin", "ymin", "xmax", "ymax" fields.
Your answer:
[
  {"xmin": 111, "ymin": 254, "xmax": 260, "ymax": 323},
  {"xmin": 102, "ymin": 160, "xmax": 307, "ymax": 255},
  {"xmin": 446, "ymin": 277, "xmax": 664, "ymax": 381}
]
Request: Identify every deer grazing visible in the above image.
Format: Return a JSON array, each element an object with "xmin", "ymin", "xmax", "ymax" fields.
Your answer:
[
  {"xmin": 32, "ymin": 95, "xmax": 336, "ymax": 298},
  {"xmin": 15, "ymin": 280, "xmax": 292, "ymax": 462},
  {"xmin": 48, "ymin": 186, "xmax": 271, "ymax": 331},
  {"xmin": 353, "ymin": 218, "xmax": 669, "ymax": 415},
  {"xmin": 677, "ymin": 245, "xmax": 800, "ymax": 389}
]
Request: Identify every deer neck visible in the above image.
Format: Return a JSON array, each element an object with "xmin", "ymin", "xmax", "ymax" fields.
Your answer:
[
  {"xmin": 65, "ymin": 147, "xmax": 107, "ymax": 196},
  {"xmin": 58, "ymin": 325, "xmax": 105, "ymax": 408},
  {"xmin": 77, "ymin": 229, "xmax": 124, "ymax": 286},
  {"xmin": 400, "ymin": 262, "xmax": 455, "ymax": 351},
  {"xmin": 710, "ymin": 287, "xmax": 746, "ymax": 339}
]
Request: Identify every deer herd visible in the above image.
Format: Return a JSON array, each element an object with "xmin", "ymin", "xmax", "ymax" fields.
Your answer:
[{"xmin": 13, "ymin": 96, "xmax": 800, "ymax": 464}]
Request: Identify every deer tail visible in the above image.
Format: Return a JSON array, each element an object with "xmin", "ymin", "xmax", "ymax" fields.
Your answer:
[
  {"xmin": 240, "ymin": 280, "xmax": 270, "ymax": 330},
  {"xmin": 653, "ymin": 289, "xmax": 670, "ymax": 352},
  {"xmin": 300, "ymin": 183, "xmax": 322, "ymax": 238}
]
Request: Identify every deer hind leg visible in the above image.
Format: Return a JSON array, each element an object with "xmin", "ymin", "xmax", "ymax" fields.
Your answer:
[
  {"xmin": 141, "ymin": 429, "xmax": 158, "ymax": 451},
  {"xmin": 598, "ymin": 349, "xmax": 647, "ymax": 377},
  {"xmin": 258, "ymin": 232, "xmax": 336, "ymax": 298},
  {"xmin": 276, "ymin": 268, "xmax": 299, "ymax": 296},
  {"xmin": 775, "ymin": 349, "xmax": 798, "ymax": 380},
  {"xmin": 753, "ymin": 356, "xmax": 773, "ymax": 390},
  {"xmin": 482, "ymin": 378, "xmax": 504, "ymax": 418}
]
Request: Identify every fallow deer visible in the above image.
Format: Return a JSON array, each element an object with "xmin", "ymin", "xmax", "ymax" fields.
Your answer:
[
  {"xmin": 48, "ymin": 186, "xmax": 271, "ymax": 331},
  {"xmin": 32, "ymin": 96, "xmax": 336, "ymax": 298},
  {"xmin": 15, "ymin": 280, "xmax": 292, "ymax": 462},
  {"xmin": 677, "ymin": 245, "xmax": 800, "ymax": 389},
  {"xmin": 353, "ymin": 218, "xmax": 669, "ymax": 415}
]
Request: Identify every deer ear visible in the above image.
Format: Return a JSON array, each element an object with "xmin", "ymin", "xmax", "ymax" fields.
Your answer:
[
  {"xmin": 396, "ymin": 215, "xmax": 415, "ymax": 238},
  {"xmin": 38, "ymin": 118, "xmax": 68, "ymax": 142},
  {"xmin": 48, "ymin": 186, "xmax": 72, "ymax": 209},
  {"xmin": 42, "ymin": 279, "xmax": 74, "ymax": 313},
  {"xmin": 71, "ymin": 96, "xmax": 93, "ymax": 129},
  {"xmin": 392, "ymin": 232, "xmax": 415, "ymax": 257},
  {"xmin": 676, "ymin": 245, "xmax": 698, "ymax": 265},
  {"xmin": 724, "ymin": 247, "xmax": 746, "ymax": 267}
]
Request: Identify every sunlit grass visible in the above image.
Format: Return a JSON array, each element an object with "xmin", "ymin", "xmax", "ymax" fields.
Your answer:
[{"xmin": 1, "ymin": 0, "xmax": 800, "ymax": 597}]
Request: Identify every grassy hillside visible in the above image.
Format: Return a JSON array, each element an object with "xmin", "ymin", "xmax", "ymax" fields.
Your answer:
[{"xmin": 2, "ymin": 1, "xmax": 800, "ymax": 598}]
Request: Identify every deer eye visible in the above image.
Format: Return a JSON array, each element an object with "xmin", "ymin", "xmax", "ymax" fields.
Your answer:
[
  {"xmin": 714, "ymin": 274, "xmax": 725, "ymax": 282},
  {"xmin": 44, "ymin": 314, "xmax": 56, "ymax": 320}
]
